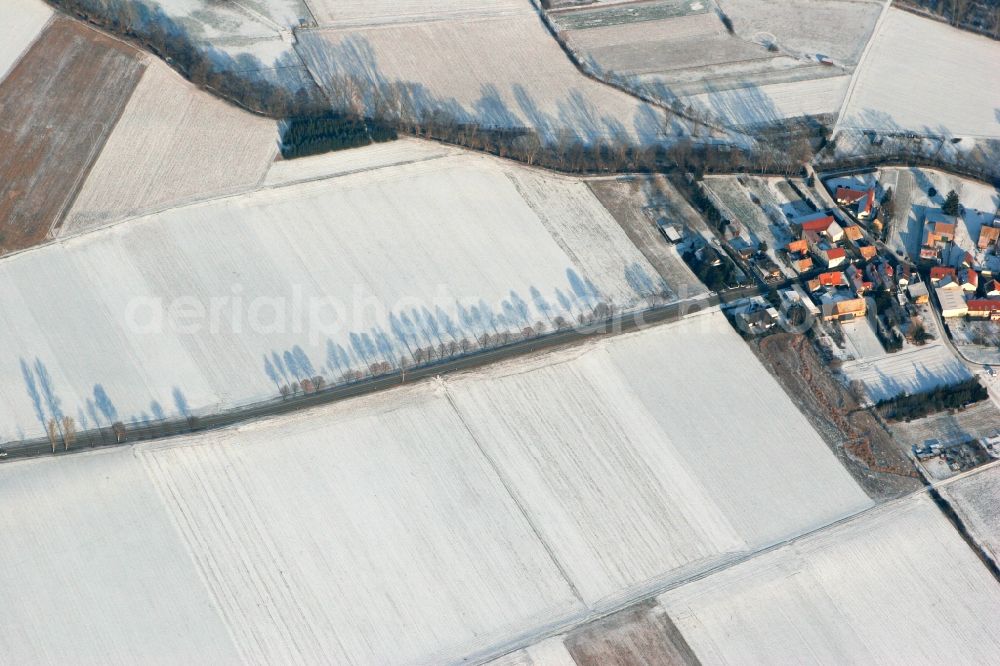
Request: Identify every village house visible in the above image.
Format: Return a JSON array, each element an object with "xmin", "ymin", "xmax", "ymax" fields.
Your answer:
[
  {"xmin": 823, "ymin": 247, "xmax": 847, "ymax": 268},
  {"xmin": 821, "ymin": 297, "xmax": 867, "ymax": 322},
  {"xmin": 835, "ymin": 187, "xmax": 867, "ymax": 206},
  {"xmin": 930, "ymin": 266, "xmax": 957, "ymax": 285},
  {"xmin": 920, "ymin": 213, "xmax": 957, "ymax": 262},
  {"xmin": 959, "ymin": 269, "xmax": 978, "ymax": 292},
  {"xmin": 808, "ymin": 271, "xmax": 847, "ymax": 292},
  {"xmin": 857, "ymin": 189, "xmax": 876, "ymax": 220},
  {"xmin": 978, "ymin": 224, "xmax": 1000, "ymax": 251},
  {"xmin": 908, "ymin": 281, "xmax": 929, "ymax": 304},
  {"xmin": 843, "ymin": 224, "xmax": 864, "ymax": 243},
  {"xmin": 985, "ymin": 279, "xmax": 1000, "ymax": 297},
  {"xmin": 797, "ymin": 214, "xmax": 844, "ymax": 242}
]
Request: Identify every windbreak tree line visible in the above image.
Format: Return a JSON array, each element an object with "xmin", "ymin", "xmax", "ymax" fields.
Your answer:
[
  {"xmin": 877, "ymin": 378, "xmax": 989, "ymax": 421},
  {"xmin": 279, "ymin": 113, "xmax": 397, "ymax": 159}
]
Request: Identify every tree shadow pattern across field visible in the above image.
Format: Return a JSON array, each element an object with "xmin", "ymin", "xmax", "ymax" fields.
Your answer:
[{"xmin": 9, "ymin": 265, "xmax": 673, "ymax": 445}]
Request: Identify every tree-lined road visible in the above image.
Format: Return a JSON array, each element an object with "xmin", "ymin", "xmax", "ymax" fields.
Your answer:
[{"xmin": 3, "ymin": 291, "xmax": 735, "ymax": 462}]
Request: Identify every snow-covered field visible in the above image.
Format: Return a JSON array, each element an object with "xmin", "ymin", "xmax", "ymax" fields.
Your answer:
[
  {"xmin": 61, "ymin": 61, "xmax": 279, "ymax": 234},
  {"xmin": 0, "ymin": 150, "xmax": 669, "ymax": 442},
  {"xmin": 660, "ymin": 493, "xmax": 1000, "ymax": 664},
  {"xmin": 717, "ymin": 0, "xmax": 883, "ymax": 66},
  {"xmin": 941, "ymin": 463, "xmax": 1000, "ymax": 567},
  {"xmin": 0, "ymin": 311, "xmax": 872, "ymax": 664},
  {"xmin": 559, "ymin": 0, "xmax": 879, "ymax": 126},
  {"xmin": 891, "ymin": 399, "xmax": 1000, "ymax": 449},
  {"xmin": 0, "ymin": 0, "xmax": 51, "ymax": 82},
  {"xmin": 305, "ymin": 0, "xmax": 533, "ymax": 26},
  {"xmin": 685, "ymin": 75, "xmax": 851, "ymax": 127},
  {"xmin": 841, "ymin": 9, "xmax": 1000, "ymax": 139},
  {"xmin": 841, "ymin": 344, "xmax": 973, "ymax": 404},
  {"xmin": 0, "ymin": 449, "xmax": 243, "ymax": 664},
  {"xmin": 295, "ymin": 14, "xmax": 668, "ymax": 143},
  {"xmin": 449, "ymin": 311, "xmax": 872, "ymax": 609},
  {"xmin": 841, "ymin": 317, "xmax": 885, "ymax": 361}
]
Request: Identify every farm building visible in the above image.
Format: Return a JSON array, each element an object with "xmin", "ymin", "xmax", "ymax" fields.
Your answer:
[
  {"xmin": 968, "ymin": 300, "xmax": 1000, "ymax": 320},
  {"xmin": 985, "ymin": 280, "xmax": 1000, "ymax": 297},
  {"xmin": 937, "ymin": 286, "xmax": 969, "ymax": 318}
]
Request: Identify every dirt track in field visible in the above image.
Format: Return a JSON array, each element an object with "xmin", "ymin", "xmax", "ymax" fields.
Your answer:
[{"xmin": 0, "ymin": 17, "xmax": 145, "ymax": 253}]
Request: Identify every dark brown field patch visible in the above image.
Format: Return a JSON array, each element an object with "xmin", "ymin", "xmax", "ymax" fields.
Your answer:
[{"xmin": 0, "ymin": 17, "xmax": 145, "ymax": 253}]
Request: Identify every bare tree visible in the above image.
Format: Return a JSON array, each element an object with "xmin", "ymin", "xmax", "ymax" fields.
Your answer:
[{"xmin": 61, "ymin": 416, "xmax": 76, "ymax": 451}]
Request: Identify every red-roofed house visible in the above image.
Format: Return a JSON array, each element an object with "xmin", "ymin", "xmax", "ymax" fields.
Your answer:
[
  {"xmin": 968, "ymin": 300, "xmax": 1000, "ymax": 320},
  {"xmin": 843, "ymin": 225, "xmax": 864, "ymax": 242},
  {"xmin": 978, "ymin": 225, "xmax": 1000, "ymax": 251},
  {"xmin": 859, "ymin": 245, "xmax": 877, "ymax": 261},
  {"xmin": 787, "ymin": 239, "xmax": 808, "ymax": 254},
  {"xmin": 798, "ymin": 216, "xmax": 843, "ymax": 242},
  {"xmin": 960, "ymin": 269, "xmax": 979, "ymax": 292},
  {"xmin": 835, "ymin": 187, "xmax": 867, "ymax": 205},
  {"xmin": 857, "ymin": 189, "xmax": 876, "ymax": 219},
  {"xmin": 986, "ymin": 280, "xmax": 1000, "ymax": 297},
  {"xmin": 818, "ymin": 271, "xmax": 846, "ymax": 287},
  {"xmin": 930, "ymin": 266, "xmax": 957, "ymax": 284},
  {"xmin": 823, "ymin": 247, "xmax": 847, "ymax": 268}
]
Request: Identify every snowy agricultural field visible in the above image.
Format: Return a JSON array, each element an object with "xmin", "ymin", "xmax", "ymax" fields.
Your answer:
[
  {"xmin": 684, "ymin": 75, "xmax": 851, "ymax": 128},
  {"xmin": 840, "ymin": 344, "xmax": 974, "ymax": 404},
  {"xmin": 138, "ymin": 387, "xmax": 585, "ymax": 665},
  {"xmin": 558, "ymin": 0, "xmax": 867, "ymax": 125},
  {"xmin": 840, "ymin": 8, "xmax": 1000, "ymax": 139},
  {"xmin": 659, "ymin": 493, "xmax": 1000, "ymax": 664},
  {"xmin": 891, "ymin": 400, "xmax": 1000, "ymax": 450},
  {"xmin": 717, "ymin": 0, "xmax": 883, "ymax": 66},
  {"xmin": 294, "ymin": 13, "xmax": 671, "ymax": 144},
  {"xmin": 61, "ymin": 60, "xmax": 279, "ymax": 234},
  {"xmin": 841, "ymin": 318, "xmax": 885, "ymax": 361},
  {"xmin": 0, "ymin": 0, "xmax": 51, "ymax": 83},
  {"xmin": 947, "ymin": 319, "xmax": 1000, "ymax": 365},
  {"xmin": 264, "ymin": 137, "xmax": 456, "ymax": 187},
  {"xmin": 0, "ymin": 309, "xmax": 873, "ymax": 664},
  {"xmin": 0, "ymin": 449, "xmax": 244, "ymax": 664},
  {"xmin": 305, "ymin": 0, "xmax": 533, "ymax": 26},
  {"xmin": 941, "ymin": 463, "xmax": 1000, "ymax": 567},
  {"xmin": 0, "ymin": 149, "xmax": 673, "ymax": 443},
  {"xmin": 448, "ymin": 310, "xmax": 872, "ymax": 608}
]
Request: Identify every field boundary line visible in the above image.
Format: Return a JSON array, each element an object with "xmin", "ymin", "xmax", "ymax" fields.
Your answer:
[
  {"xmin": 442, "ymin": 387, "xmax": 586, "ymax": 610},
  {"xmin": 832, "ymin": 0, "xmax": 893, "ymax": 137}
]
